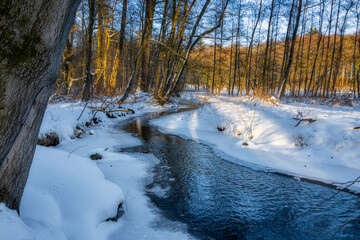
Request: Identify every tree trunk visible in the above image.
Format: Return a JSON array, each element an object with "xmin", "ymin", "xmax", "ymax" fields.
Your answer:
[
  {"xmin": 96, "ymin": 0, "xmax": 105, "ymax": 94},
  {"xmin": 110, "ymin": 0, "xmax": 128, "ymax": 92},
  {"xmin": 260, "ymin": 0, "xmax": 275, "ymax": 94},
  {"xmin": 0, "ymin": 0, "xmax": 80, "ymax": 211},
  {"xmin": 212, "ymin": 27, "xmax": 217, "ymax": 95},
  {"xmin": 82, "ymin": 0, "xmax": 96, "ymax": 102},
  {"xmin": 140, "ymin": 0, "xmax": 155, "ymax": 92},
  {"xmin": 278, "ymin": 0, "xmax": 303, "ymax": 98}
]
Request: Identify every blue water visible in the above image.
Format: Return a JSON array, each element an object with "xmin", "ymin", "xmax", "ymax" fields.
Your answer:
[{"xmin": 121, "ymin": 108, "xmax": 360, "ymax": 240}]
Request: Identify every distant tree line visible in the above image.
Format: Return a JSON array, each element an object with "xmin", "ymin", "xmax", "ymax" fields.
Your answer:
[
  {"xmin": 57, "ymin": 0, "xmax": 229, "ymax": 104},
  {"xmin": 57, "ymin": 0, "xmax": 360, "ymax": 101},
  {"xmin": 187, "ymin": 0, "xmax": 360, "ymax": 98}
]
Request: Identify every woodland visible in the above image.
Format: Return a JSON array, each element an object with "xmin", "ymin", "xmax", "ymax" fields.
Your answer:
[
  {"xmin": 1, "ymin": 0, "xmax": 360, "ymax": 239},
  {"xmin": 57, "ymin": 0, "xmax": 360, "ymax": 102}
]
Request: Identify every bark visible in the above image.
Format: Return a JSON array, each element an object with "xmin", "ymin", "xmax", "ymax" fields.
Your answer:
[
  {"xmin": 96, "ymin": 0, "xmax": 105, "ymax": 93},
  {"xmin": 110, "ymin": 0, "xmax": 128, "ymax": 91},
  {"xmin": 228, "ymin": 27, "xmax": 233, "ymax": 96},
  {"xmin": 218, "ymin": 8, "xmax": 224, "ymax": 96},
  {"xmin": 0, "ymin": 0, "xmax": 80, "ymax": 211},
  {"xmin": 212, "ymin": 27, "xmax": 217, "ymax": 95},
  {"xmin": 245, "ymin": 0, "xmax": 263, "ymax": 94},
  {"xmin": 322, "ymin": 0, "xmax": 334, "ymax": 97},
  {"xmin": 331, "ymin": 1, "xmax": 352, "ymax": 96},
  {"xmin": 278, "ymin": 0, "xmax": 303, "ymax": 98},
  {"xmin": 326, "ymin": 0, "xmax": 340, "ymax": 97},
  {"xmin": 63, "ymin": 29, "xmax": 74, "ymax": 95},
  {"xmin": 82, "ymin": 0, "xmax": 96, "ymax": 102},
  {"xmin": 306, "ymin": 2, "xmax": 325, "ymax": 96},
  {"xmin": 259, "ymin": 0, "xmax": 275, "ymax": 94},
  {"xmin": 154, "ymin": 0, "xmax": 168, "ymax": 98},
  {"xmin": 140, "ymin": 0, "xmax": 155, "ymax": 92}
]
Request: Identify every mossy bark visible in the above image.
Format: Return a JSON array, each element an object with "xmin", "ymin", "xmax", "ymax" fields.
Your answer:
[{"xmin": 0, "ymin": 0, "xmax": 80, "ymax": 212}]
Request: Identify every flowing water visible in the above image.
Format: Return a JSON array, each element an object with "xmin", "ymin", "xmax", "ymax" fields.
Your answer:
[{"xmin": 119, "ymin": 106, "xmax": 360, "ymax": 240}]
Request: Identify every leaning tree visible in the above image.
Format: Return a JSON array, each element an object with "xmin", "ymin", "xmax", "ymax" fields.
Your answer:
[{"xmin": 0, "ymin": 0, "xmax": 80, "ymax": 211}]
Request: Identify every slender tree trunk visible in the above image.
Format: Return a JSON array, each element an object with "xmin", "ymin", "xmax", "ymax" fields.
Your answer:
[
  {"xmin": 228, "ymin": 27, "xmax": 233, "ymax": 96},
  {"xmin": 278, "ymin": 0, "xmax": 303, "ymax": 98},
  {"xmin": 326, "ymin": 0, "xmax": 340, "ymax": 97},
  {"xmin": 82, "ymin": 0, "xmax": 96, "ymax": 102},
  {"xmin": 260, "ymin": 0, "xmax": 275, "ymax": 94},
  {"xmin": 245, "ymin": 0, "xmax": 263, "ymax": 95},
  {"xmin": 140, "ymin": 0, "xmax": 156, "ymax": 92},
  {"xmin": 212, "ymin": 26, "xmax": 217, "ymax": 95},
  {"xmin": 217, "ymin": 9, "xmax": 224, "ymax": 96},
  {"xmin": 278, "ymin": 0, "xmax": 295, "ymax": 94},
  {"xmin": 110, "ymin": 0, "xmax": 128, "ymax": 91},
  {"xmin": 331, "ymin": 1, "xmax": 352, "ymax": 96},
  {"xmin": 306, "ymin": 2, "xmax": 325, "ymax": 96},
  {"xmin": 63, "ymin": 29, "xmax": 74, "ymax": 95},
  {"xmin": 154, "ymin": 0, "xmax": 169, "ymax": 98},
  {"xmin": 0, "ymin": 0, "xmax": 80, "ymax": 211}
]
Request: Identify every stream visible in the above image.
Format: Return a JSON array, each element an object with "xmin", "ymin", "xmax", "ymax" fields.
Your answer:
[{"xmin": 118, "ymin": 106, "xmax": 360, "ymax": 240}]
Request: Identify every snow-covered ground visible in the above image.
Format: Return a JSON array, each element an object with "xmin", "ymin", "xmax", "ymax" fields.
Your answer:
[
  {"xmin": 2, "ymin": 91, "xmax": 360, "ymax": 239},
  {"xmin": 152, "ymin": 93, "xmax": 360, "ymax": 193},
  {"xmin": 0, "ymin": 94, "xmax": 194, "ymax": 240}
]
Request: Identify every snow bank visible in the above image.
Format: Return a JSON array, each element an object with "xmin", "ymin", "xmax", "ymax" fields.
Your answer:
[
  {"xmin": 152, "ymin": 93, "xmax": 360, "ymax": 192},
  {"xmin": 0, "ymin": 203, "xmax": 36, "ymax": 240},
  {"xmin": 0, "ymin": 145, "xmax": 124, "ymax": 240},
  {"xmin": 0, "ymin": 92, "xmax": 192, "ymax": 239},
  {"xmin": 40, "ymin": 93, "xmax": 165, "ymax": 143}
]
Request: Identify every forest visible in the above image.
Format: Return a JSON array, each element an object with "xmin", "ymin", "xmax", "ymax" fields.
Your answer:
[
  {"xmin": 1, "ymin": 0, "xmax": 360, "ymax": 239},
  {"xmin": 56, "ymin": 0, "xmax": 360, "ymax": 101}
]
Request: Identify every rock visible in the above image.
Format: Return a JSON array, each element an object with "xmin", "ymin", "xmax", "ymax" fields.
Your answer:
[
  {"xmin": 89, "ymin": 130, "xmax": 95, "ymax": 135},
  {"xmin": 242, "ymin": 142, "xmax": 248, "ymax": 146},
  {"xmin": 217, "ymin": 126, "xmax": 226, "ymax": 132},
  {"xmin": 106, "ymin": 112, "xmax": 117, "ymax": 118},
  {"xmin": 106, "ymin": 202, "xmax": 125, "ymax": 222},
  {"xmin": 92, "ymin": 117, "xmax": 101, "ymax": 124},
  {"xmin": 74, "ymin": 129, "xmax": 85, "ymax": 138},
  {"xmin": 37, "ymin": 132, "xmax": 60, "ymax": 147},
  {"xmin": 90, "ymin": 153, "xmax": 102, "ymax": 160}
]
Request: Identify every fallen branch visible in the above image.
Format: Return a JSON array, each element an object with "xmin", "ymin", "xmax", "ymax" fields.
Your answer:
[
  {"xmin": 101, "ymin": 109, "xmax": 135, "ymax": 114},
  {"xmin": 68, "ymin": 145, "xmax": 87, "ymax": 158},
  {"xmin": 295, "ymin": 118, "xmax": 316, "ymax": 127},
  {"xmin": 353, "ymin": 127, "xmax": 360, "ymax": 130}
]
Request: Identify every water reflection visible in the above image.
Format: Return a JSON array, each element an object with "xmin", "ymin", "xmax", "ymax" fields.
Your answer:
[{"xmin": 120, "ymin": 108, "xmax": 360, "ymax": 240}]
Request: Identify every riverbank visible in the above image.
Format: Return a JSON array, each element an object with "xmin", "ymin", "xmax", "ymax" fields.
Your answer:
[
  {"xmin": 152, "ymin": 93, "xmax": 360, "ymax": 193},
  {"xmin": 0, "ymin": 93, "xmax": 194, "ymax": 240}
]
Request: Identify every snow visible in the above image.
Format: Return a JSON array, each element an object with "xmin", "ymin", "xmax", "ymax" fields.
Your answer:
[
  {"xmin": 2, "ymin": 91, "xmax": 360, "ymax": 239},
  {"xmin": 152, "ymin": 93, "xmax": 360, "ymax": 192},
  {"xmin": 0, "ymin": 93, "xmax": 193, "ymax": 240}
]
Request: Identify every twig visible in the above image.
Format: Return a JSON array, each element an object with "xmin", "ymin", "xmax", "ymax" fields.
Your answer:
[
  {"xmin": 330, "ymin": 216, "xmax": 360, "ymax": 240},
  {"xmin": 68, "ymin": 145, "xmax": 87, "ymax": 158},
  {"xmin": 77, "ymin": 102, "xmax": 89, "ymax": 121},
  {"xmin": 295, "ymin": 118, "xmax": 316, "ymax": 127}
]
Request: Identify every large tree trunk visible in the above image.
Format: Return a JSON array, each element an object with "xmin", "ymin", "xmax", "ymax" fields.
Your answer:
[{"xmin": 0, "ymin": 0, "xmax": 80, "ymax": 211}]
